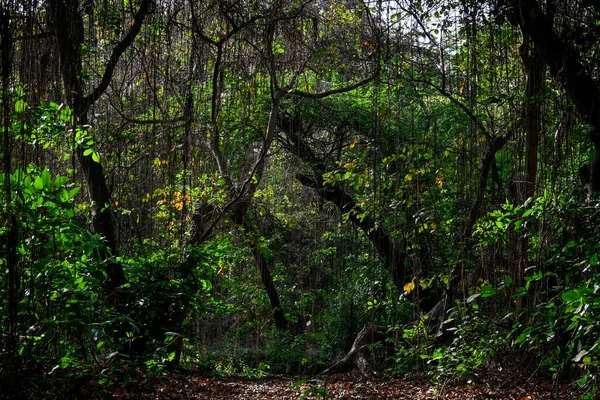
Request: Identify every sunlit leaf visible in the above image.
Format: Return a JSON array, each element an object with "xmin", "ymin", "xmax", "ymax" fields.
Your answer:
[{"xmin": 34, "ymin": 176, "xmax": 44, "ymax": 189}]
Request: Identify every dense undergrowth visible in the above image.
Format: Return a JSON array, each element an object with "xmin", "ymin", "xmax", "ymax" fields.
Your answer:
[{"xmin": 2, "ymin": 158, "xmax": 600, "ymax": 399}]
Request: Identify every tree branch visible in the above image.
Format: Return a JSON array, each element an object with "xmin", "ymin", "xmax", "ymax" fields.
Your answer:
[
  {"xmin": 82, "ymin": 0, "xmax": 151, "ymax": 112},
  {"xmin": 288, "ymin": 73, "xmax": 379, "ymax": 99},
  {"xmin": 414, "ymin": 78, "xmax": 490, "ymax": 141}
]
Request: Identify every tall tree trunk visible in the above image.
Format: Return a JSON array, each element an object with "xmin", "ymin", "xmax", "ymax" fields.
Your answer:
[
  {"xmin": 49, "ymin": 0, "xmax": 124, "ymax": 291},
  {"xmin": 511, "ymin": 0, "xmax": 600, "ymax": 189},
  {"xmin": 1, "ymin": 0, "xmax": 19, "ymax": 371},
  {"xmin": 242, "ymin": 221, "xmax": 286, "ymax": 330},
  {"xmin": 514, "ymin": 34, "xmax": 544, "ymax": 301},
  {"xmin": 49, "ymin": 0, "xmax": 149, "ymax": 293},
  {"xmin": 522, "ymin": 40, "xmax": 543, "ymax": 202}
]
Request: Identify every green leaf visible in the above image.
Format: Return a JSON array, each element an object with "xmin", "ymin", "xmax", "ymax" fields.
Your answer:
[
  {"xmin": 41, "ymin": 169, "xmax": 52, "ymax": 187},
  {"xmin": 290, "ymin": 379, "xmax": 309, "ymax": 389},
  {"xmin": 525, "ymin": 271, "xmax": 543, "ymax": 282},
  {"xmin": 83, "ymin": 148, "xmax": 93, "ymax": 156},
  {"xmin": 59, "ymin": 189, "xmax": 69, "ymax": 202},
  {"xmin": 69, "ymin": 187, "xmax": 81, "ymax": 198},
  {"xmin": 54, "ymin": 176, "xmax": 69, "ymax": 187},
  {"xmin": 92, "ymin": 150, "xmax": 100, "ymax": 163},
  {"xmin": 34, "ymin": 176, "xmax": 44, "ymax": 190},
  {"xmin": 432, "ymin": 348, "xmax": 444, "ymax": 360},
  {"xmin": 15, "ymin": 99, "xmax": 26, "ymax": 113},
  {"xmin": 562, "ymin": 289, "xmax": 582, "ymax": 303},
  {"xmin": 514, "ymin": 326, "xmax": 532, "ymax": 345},
  {"xmin": 480, "ymin": 284, "xmax": 497, "ymax": 298}
]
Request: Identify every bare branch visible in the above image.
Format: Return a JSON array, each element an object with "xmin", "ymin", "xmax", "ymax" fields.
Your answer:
[
  {"xmin": 82, "ymin": 0, "xmax": 151, "ymax": 112},
  {"xmin": 288, "ymin": 73, "xmax": 379, "ymax": 99}
]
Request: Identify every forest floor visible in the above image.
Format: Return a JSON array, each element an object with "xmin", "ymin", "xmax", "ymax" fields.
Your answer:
[
  {"xmin": 98, "ymin": 372, "xmax": 576, "ymax": 399},
  {"xmin": 11, "ymin": 365, "xmax": 582, "ymax": 400}
]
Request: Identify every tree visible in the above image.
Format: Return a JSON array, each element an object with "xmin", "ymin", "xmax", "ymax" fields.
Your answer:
[
  {"xmin": 506, "ymin": 0, "xmax": 600, "ymax": 190},
  {"xmin": 48, "ymin": 0, "xmax": 151, "ymax": 293}
]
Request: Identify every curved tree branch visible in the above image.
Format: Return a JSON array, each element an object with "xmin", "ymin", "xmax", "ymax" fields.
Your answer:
[
  {"xmin": 82, "ymin": 0, "xmax": 151, "ymax": 112},
  {"xmin": 288, "ymin": 73, "xmax": 379, "ymax": 100}
]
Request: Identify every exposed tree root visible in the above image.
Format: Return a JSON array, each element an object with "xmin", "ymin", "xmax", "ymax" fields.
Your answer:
[
  {"xmin": 320, "ymin": 323, "xmax": 389, "ymax": 377},
  {"xmin": 322, "ymin": 295, "xmax": 455, "ymax": 377}
]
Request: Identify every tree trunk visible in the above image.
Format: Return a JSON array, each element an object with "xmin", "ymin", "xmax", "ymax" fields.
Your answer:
[
  {"xmin": 49, "ymin": 0, "xmax": 149, "ymax": 293},
  {"xmin": 50, "ymin": 0, "xmax": 123, "ymax": 290},
  {"xmin": 514, "ymin": 34, "xmax": 544, "ymax": 301},
  {"xmin": 1, "ymin": 2, "xmax": 19, "ymax": 371},
  {"xmin": 511, "ymin": 0, "xmax": 600, "ymax": 190},
  {"xmin": 243, "ymin": 221, "xmax": 287, "ymax": 330}
]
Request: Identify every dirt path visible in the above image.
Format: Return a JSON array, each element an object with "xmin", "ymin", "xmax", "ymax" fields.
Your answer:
[{"xmin": 76, "ymin": 371, "xmax": 578, "ymax": 399}]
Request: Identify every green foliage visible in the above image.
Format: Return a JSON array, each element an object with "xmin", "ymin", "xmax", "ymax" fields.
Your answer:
[
  {"xmin": 120, "ymin": 237, "xmax": 240, "ymax": 367},
  {"xmin": 428, "ymin": 302, "xmax": 507, "ymax": 384},
  {"xmin": 264, "ymin": 330, "xmax": 308, "ymax": 374},
  {"xmin": 388, "ymin": 317, "xmax": 436, "ymax": 374},
  {"xmin": 0, "ymin": 164, "xmax": 108, "ymax": 372},
  {"xmin": 470, "ymin": 193, "xmax": 600, "ymax": 398},
  {"xmin": 7, "ymin": 0, "xmax": 600, "ymax": 396}
]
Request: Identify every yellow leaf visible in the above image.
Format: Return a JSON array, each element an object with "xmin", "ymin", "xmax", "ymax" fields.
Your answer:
[
  {"xmin": 349, "ymin": 138, "xmax": 356, "ymax": 148},
  {"xmin": 343, "ymin": 162, "xmax": 355, "ymax": 169},
  {"xmin": 436, "ymin": 175, "xmax": 444, "ymax": 188},
  {"xmin": 405, "ymin": 173, "xmax": 412, "ymax": 181},
  {"xmin": 404, "ymin": 280, "xmax": 415, "ymax": 294}
]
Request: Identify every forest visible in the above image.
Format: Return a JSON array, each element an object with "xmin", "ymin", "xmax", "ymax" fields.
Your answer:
[{"xmin": 2, "ymin": 0, "xmax": 600, "ymax": 398}]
